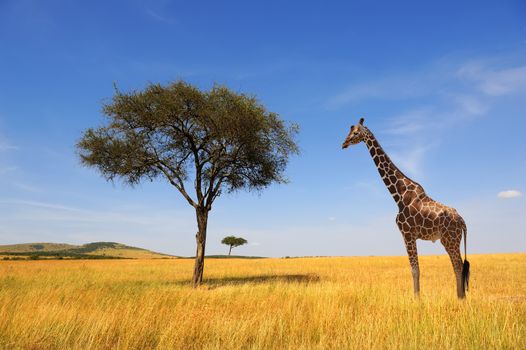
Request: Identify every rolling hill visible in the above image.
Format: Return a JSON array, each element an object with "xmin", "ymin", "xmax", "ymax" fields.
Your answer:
[{"xmin": 0, "ymin": 242, "xmax": 175, "ymax": 259}]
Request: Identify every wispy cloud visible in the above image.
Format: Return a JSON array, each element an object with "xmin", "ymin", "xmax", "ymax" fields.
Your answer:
[
  {"xmin": 145, "ymin": 8, "xmax": 176, "ymax": 24},
  {"xmin": 458, "ymin": 63, "xmax": 526, "ymax": 96},
  {"xmin": 0, "ymin": 128, "xmax": 18, "ymax": 179},
  {"xmin": 0, "ymin": 166, "xmax": 17, "ymax": 175},
  {"xmin": 0, "ymin": 199, "xmax": 83, "ymax": 212},
  {"xmin": 452, "ymin": 94, "xmax": 489, "ymax": 116},
  {"xmin": 382, "ymin": 108, "xmax": 434, "ymax": 135},
  {"xmin": 382, "ymin": 95, "xmax": 487, "ymax": 138},
  {"xmin": 0, "ymin": 199, "xmax": 174, "ymax": 224},
  {"xmin": 326, "ymin": 75, "xmax": 434, "ymax": 109},
  {"xmin": 328, "ymin": 58, "xmax": 526, "ymax": 111},
  {"xmin": 344, "ymin": 180, "xmax": 384, "ymax": 196},
  {"xmin": 0, "ymin": 198, "xmax": 196, "ymax": 254},
  {"xmin": 0, "ymin": 138, "xmax": 17, "ymax": 152},
  {"xmin": 331, "ymin": 56, "xmax": 526, "ymax": 178},
  {"xmin": 11, "ymin": 182, "xmax": 43, "ymax": 193},
  {"xmin": 497, "ymin": 190, "xmax": 522, "ymax": 199},
  {"xmin": 138, "ymin": 0, "xmax": 177, "ymax": 25},
  {"xmin": 390, "ymin": 145, "xmax": 431, "ymax": 178},
  {"xmin": 2, "ymin": 0, "xmax": 56, "ymax": 33}
]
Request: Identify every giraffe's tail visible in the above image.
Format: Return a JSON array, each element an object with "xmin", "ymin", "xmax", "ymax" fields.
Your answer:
[{"xmin": 461, "ymin": 219, "xmax": 470, "ymax": 293}]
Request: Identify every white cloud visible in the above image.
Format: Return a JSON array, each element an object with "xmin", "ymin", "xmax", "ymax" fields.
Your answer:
[
  {"xmin": 0, "ymin": 166, "xmax": 17, "ymax": 175},
  {"xmin": 328, "ymin": 217, "xmax": 336, "ymax": 221},
  {"xmin": 145, "ymin": 8, "xmax": 176, "ymax": 24},
  {"xmin": 0, "ymin": 199, "xmax": 186, "ymax": 225},
  {"xmin": 381, "ymin": 96, "xmax": 485, "ymax": 139},
  {"xmin": 333, "ymin": 57, "xmax": 526, "ymax": 180},
  {"xmin": 0, "ymin": 199, "xmax": 83, "ymax": 212},
  {"xmin": 453, "ymin": 94, "xmax": 488, "ymax": 116},
  {"xmin": 0, "ymin": 138, "xmax": 17, "ymax": 152},
  {"xmin": 329, "ymin": 59, "xmax": 497, "ymax": 184},
  {"xmin": 11, "ymin": 182, "xmax": 42, "ymax": 193},
  {"xmin": 382, "ymin": 108, "xmax": 434, "ymax": 136},
  {"xmin": 326, "ymin": 75, "xmax": 434, "ymax": 109},
  {"xmin": 497, "ymin": 190, "xmax": 522, "ymax": 199},
  {"xmin": 328, "ymin": 57, "xmax": 526, "ymax": 118},
  {"xmin": 139, "ymin": 0, "xmax": 177, "ymax": 24},
  {"xmin": 390, "ymin": 145, "xmax": 430, "ymax": 178},
  {"xmin": 458, "ymin": 63, "xmax": 526, "ymax": 96},
  {"xmin": 0, "ymin": 198, "xmax": 196, "ymax": 255}
]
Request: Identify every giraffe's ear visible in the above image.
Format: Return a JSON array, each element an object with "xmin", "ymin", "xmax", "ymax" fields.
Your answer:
[{"xmin": 359, "ymin": 118, "xmax": 365, "ymax": 125}]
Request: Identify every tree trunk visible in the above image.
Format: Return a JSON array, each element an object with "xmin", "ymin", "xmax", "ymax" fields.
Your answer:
[
  {"xmin": 192, "ymin": 207, "xmax": 208, "ymax": 288},
  {"xmin": 228, "ymin": 246, "xmax": 232, "ymax": 256}
]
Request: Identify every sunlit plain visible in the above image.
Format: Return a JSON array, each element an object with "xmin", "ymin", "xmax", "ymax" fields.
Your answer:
[{"xmin": 0, "ymin": 254, "xmax": 524, "ymax": 349}]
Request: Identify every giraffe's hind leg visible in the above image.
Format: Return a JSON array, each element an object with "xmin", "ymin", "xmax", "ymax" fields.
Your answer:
[
  {"xmin": 403, "ymin": 238, "xmax": 420, "ymax": 296},
  {"xmin": 441, "ymin": 233, "xmax": 465, "ymax": 299}
]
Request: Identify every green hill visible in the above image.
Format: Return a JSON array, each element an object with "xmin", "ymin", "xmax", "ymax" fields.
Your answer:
[
  {"xmin": 0, "ymin": 242, "xmax": 175, "ymax": 260},
  {"xmin": 0, "ymin": 243, "xmax": 78, "ymax": 253}
]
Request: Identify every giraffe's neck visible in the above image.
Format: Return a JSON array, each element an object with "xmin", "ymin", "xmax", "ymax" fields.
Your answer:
[{"xmin": 362, "ymin": 128, "xmax": 422, "ymax": 206}]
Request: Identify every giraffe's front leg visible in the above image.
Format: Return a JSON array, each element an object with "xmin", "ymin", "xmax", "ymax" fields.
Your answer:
[{"xmin": 404, "ymin": 238, "xmax": 420, "ymax": 296}]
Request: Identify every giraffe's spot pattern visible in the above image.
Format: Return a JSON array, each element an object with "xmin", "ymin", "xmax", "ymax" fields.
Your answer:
[{"xmin": 346, "ymin": 126, "xmax": 468, "ymax": 298}]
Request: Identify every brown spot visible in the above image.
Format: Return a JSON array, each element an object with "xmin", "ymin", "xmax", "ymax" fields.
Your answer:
[
  {"xmin": 402, "ymin": 194, "xmax": 413, "ymax": 206},
  {"xmin": 396, "ymin": 181, "xmax": 407, "ymax": 194},
  {"xmin": 424, "ymin": 219, "xmax": 433, "ymax": 228}
]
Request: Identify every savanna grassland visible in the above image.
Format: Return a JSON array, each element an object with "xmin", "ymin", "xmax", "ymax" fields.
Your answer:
[{"xmin": 0, "ymin": 254, "xmax": 524, "ymax": 349}]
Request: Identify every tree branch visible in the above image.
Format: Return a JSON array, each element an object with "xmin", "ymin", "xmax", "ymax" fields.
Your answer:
[{"xmin": 156, "ymin": 163, "xmax": 197, "ymax": 208}]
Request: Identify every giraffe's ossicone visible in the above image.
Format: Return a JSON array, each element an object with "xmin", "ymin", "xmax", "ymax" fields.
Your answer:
[{"xmin": 342, "ymin": 117, "xmax": 470, "ymax": 299}]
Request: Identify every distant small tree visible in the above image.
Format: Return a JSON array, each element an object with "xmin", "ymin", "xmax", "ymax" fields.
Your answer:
[
  {"xmin": 77, "ymin": 81, "xmax": 298, "ymax": 287},
  {"xmin": 221, "ymin": 236, "xmax": 248, "ymax": 256}
]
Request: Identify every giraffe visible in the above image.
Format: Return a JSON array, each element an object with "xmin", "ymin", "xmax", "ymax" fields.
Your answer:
[{"xmin": 342, "ymin": 117, "xmax": 470, "ymax": 299}]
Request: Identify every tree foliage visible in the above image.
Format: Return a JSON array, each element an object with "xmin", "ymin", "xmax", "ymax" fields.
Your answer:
[
  {"xmin": 77, "ymin": 81, "xmax": 299, "ymax": 210},
  {"xmin": 221, "ymin": 236, "xmax": 248, "ymax": 248},
  {"xmin": 221, "ymin": 236, "xmax": 248, "ymax": 256},
  {"xmin": 77, "ymin": 81, "xmax": 299, "ymax": 286}
]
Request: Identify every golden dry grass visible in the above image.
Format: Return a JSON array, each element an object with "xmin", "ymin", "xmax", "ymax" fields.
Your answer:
[
  {"xmin": 0, "ymin": 254, "xmax": 525, "ymax": 349},
  {"xmin": 85, "ymin": 248, "xmax": 174, "ymax": 259}
]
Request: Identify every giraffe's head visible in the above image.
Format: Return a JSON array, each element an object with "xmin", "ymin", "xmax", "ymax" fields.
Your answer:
[{"xmin": 341, "ymin": 118, "xmax": 366, "ymax": 149}]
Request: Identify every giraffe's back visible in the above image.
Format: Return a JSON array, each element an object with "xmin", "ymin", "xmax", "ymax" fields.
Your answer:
[{"xmin": 398, "ymin": 196, "xmax": 464, "ymax": 243}]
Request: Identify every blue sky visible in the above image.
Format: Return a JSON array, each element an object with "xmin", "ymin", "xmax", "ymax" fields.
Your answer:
[{"xmin": 0, "ymin": 0, "xmax": 525, "ymax": 257}]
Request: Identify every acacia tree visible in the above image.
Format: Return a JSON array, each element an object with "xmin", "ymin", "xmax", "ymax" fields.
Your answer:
[
  {"xmin": 221, "ymin": 236, "xmax": 248, "ymax": 256},
  {"xmin": 77, "ymin": 81, "xmax": 298, "ymax": 287}
]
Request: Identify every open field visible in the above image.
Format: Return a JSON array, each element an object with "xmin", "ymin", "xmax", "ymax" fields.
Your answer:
[{"xmin": 0, "ymin": 254, "xmax": 525, "ymax": 349}]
